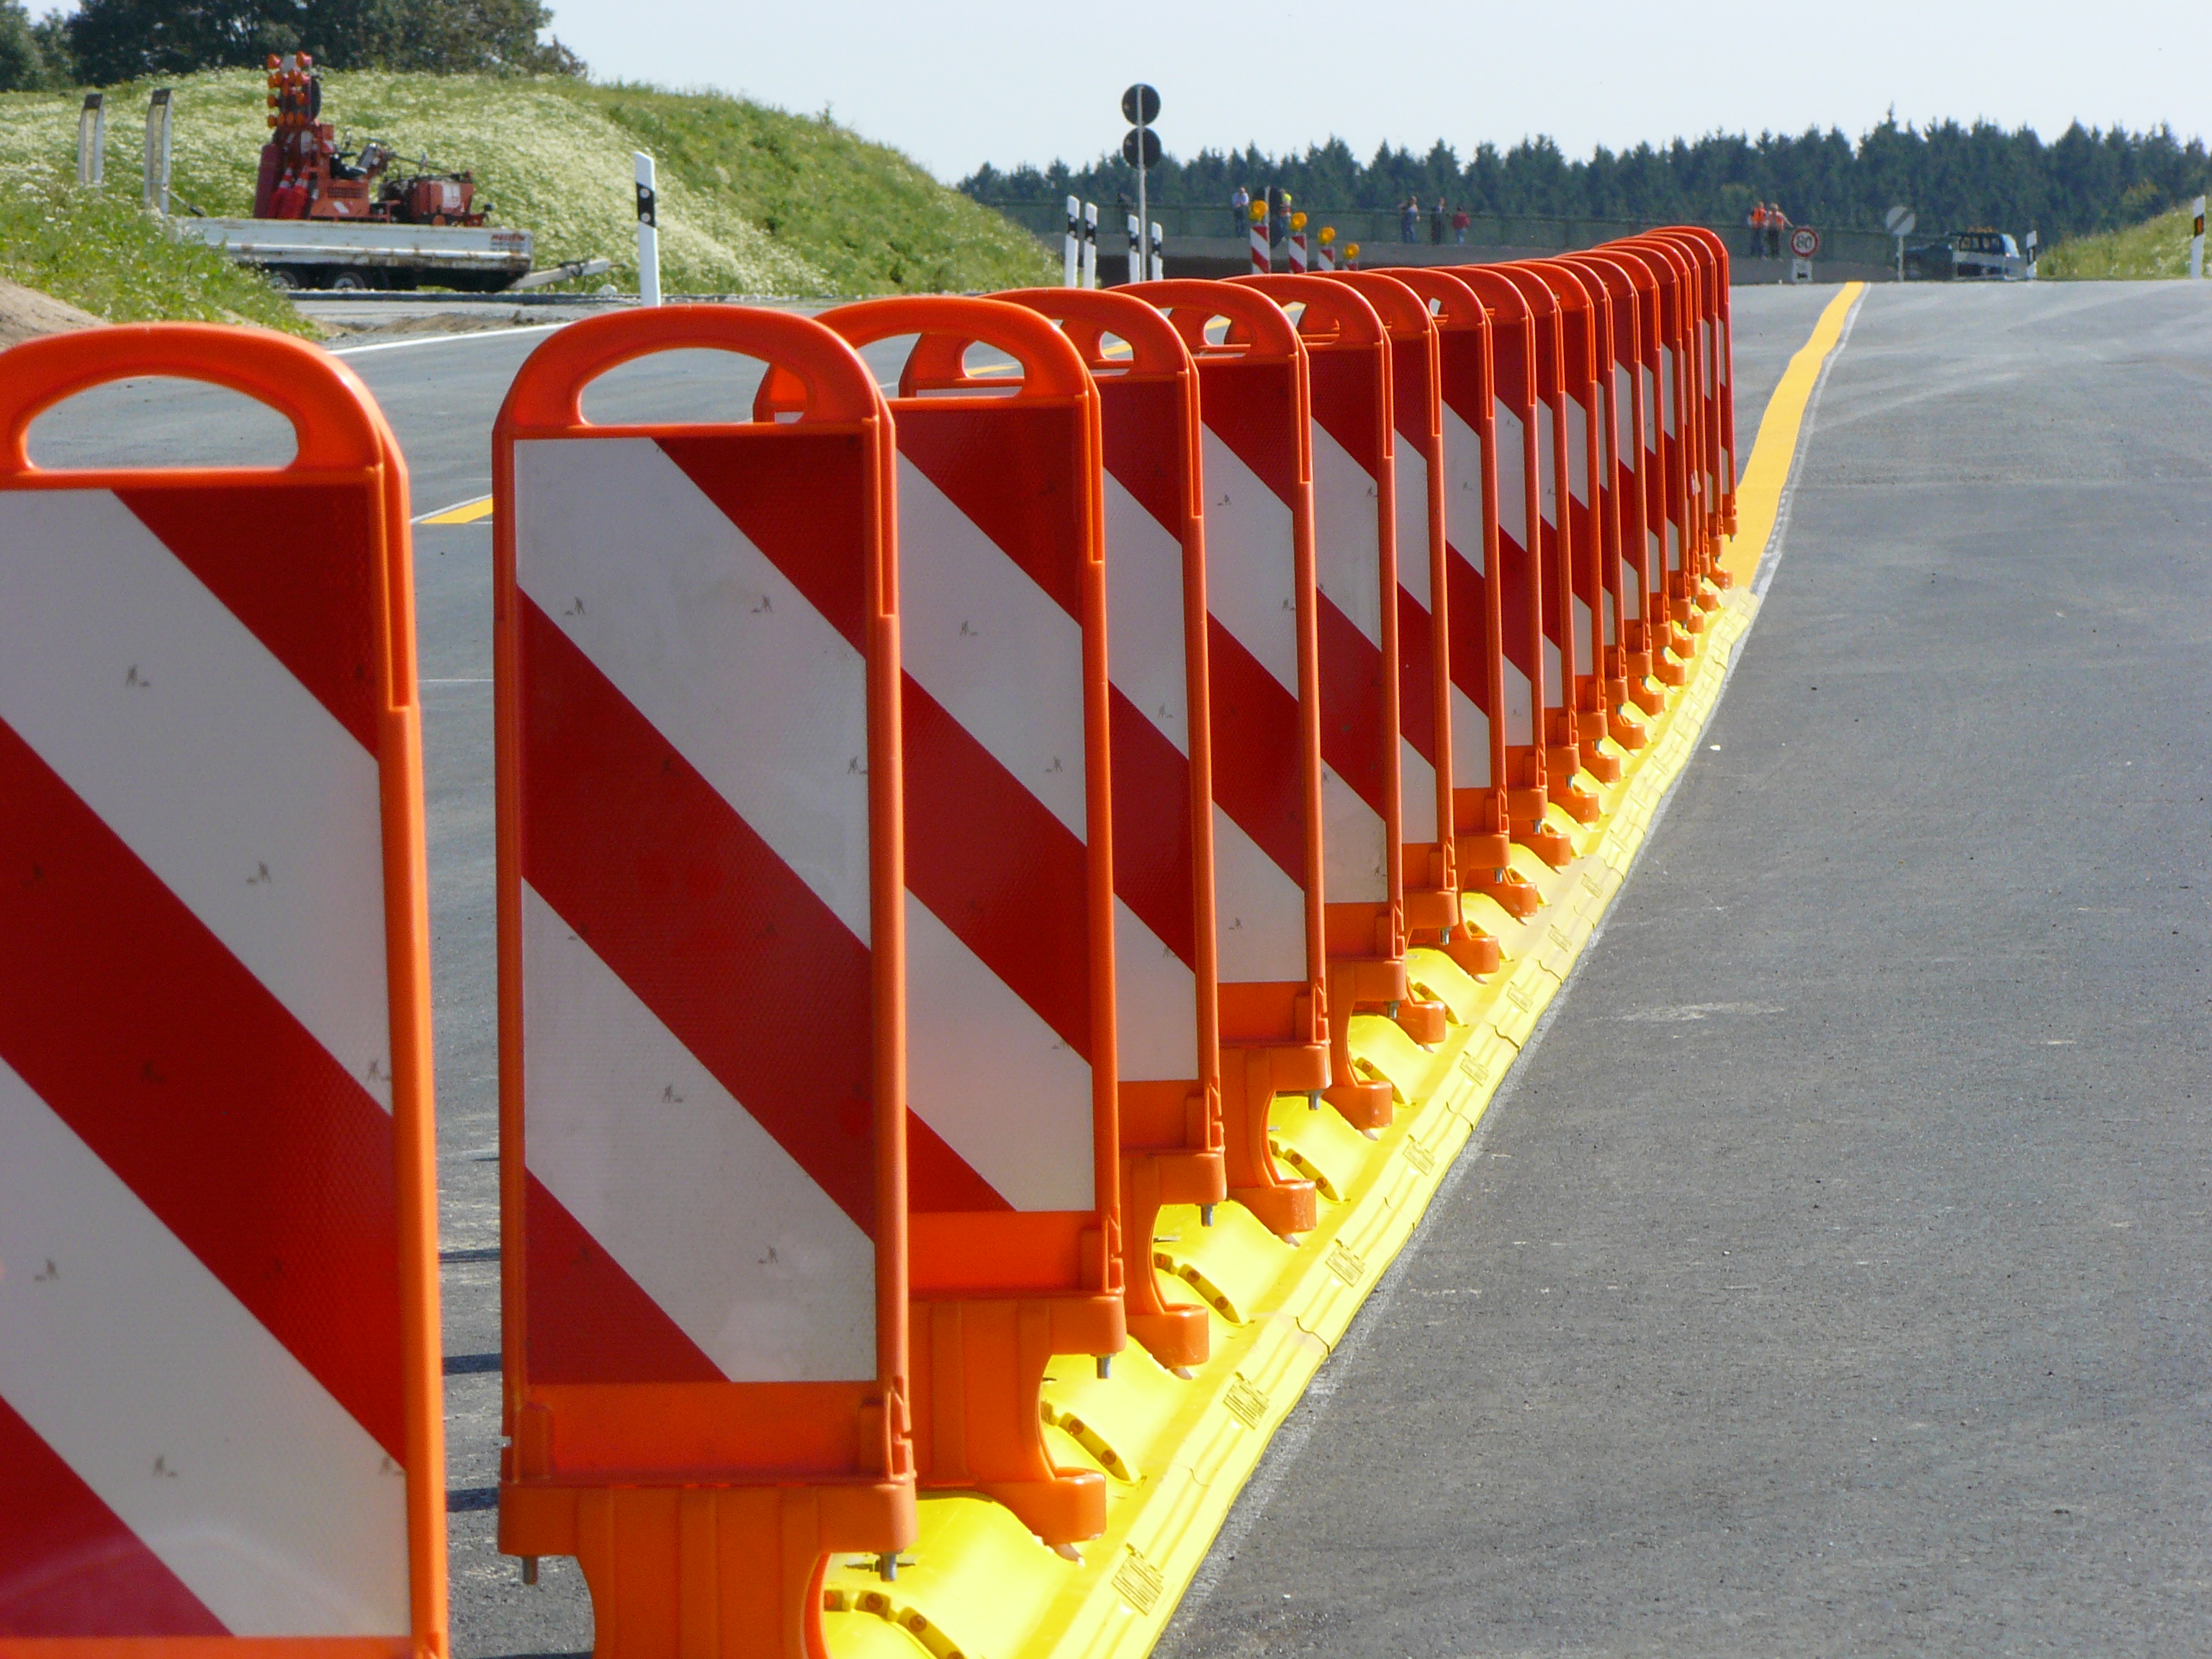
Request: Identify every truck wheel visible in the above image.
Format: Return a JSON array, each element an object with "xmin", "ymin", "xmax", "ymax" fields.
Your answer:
[
  {"xmin": 264, "ymin": 268, "xmax": 302, "ymax": 291},
  {"xmin": 330, "ymin": 269, "xmax": 372, "ymax": 292}
]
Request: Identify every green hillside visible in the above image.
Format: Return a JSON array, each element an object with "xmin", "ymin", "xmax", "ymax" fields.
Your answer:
[
  {"xmin": 2039, "ymin": 202, "xmax": 2203, "ymax": 279},
  {"xmin": 0, "ymin": 70, "xmax": 1049, "ymax": 320}
]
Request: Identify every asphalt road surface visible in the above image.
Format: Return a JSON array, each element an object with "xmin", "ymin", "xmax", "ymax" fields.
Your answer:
[{"xmin": 23, "ymin": 279, "xmax": 2205, "ymax": 1656}]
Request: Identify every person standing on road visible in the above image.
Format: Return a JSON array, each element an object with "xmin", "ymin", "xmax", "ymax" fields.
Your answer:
[
  {"xmin": 1452, "ymin": 204, "xmax": 1470, "ymax": 245},
  {"xmin": 1748, "ymin": 200, "xmax": 1768, "ymax": 258},
  {"xmin": 1231, "ymin": 184, "xmax": 1250, "ymax": 238},
  {"xmin": 1431, "ymin": 200, "xmax": 1447, "ymax": 244},
  {"xmin": 1767, "ymin": 202, "xmax": 1790, "ymax": 259},
  {"xmin": 1402, "ymin": 197, "xmax": 1420, "ymax": 241}
]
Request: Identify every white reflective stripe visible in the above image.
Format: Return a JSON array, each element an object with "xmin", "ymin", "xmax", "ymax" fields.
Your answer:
[
  {"xmin": 1565, "ymin": 396, "xmax": 1590, "ymax": 507},
  {"xmin": 1449, "ymin": 686, "xmax": 1491, "ymax": 786},
  {"xmin": 1443, "ymin": 405, "xmax": 1485, "ymax": 576},
  {"xmin": 1503, "ymin": 658, "xmax": 1534, "ymax": 747},
  {"xmin": 1112, "ymin": 896, "xmax": 1197, "ymax": 1082},
  {"xmin": 1212, "ymin": 804, "xmax": 1307, "ymax": 984},
  {"xmin": 897, "ymin": 454, "xmax": 1088, "ymax": 840},
  {"xmin": 1310, "ymin": 422, "xmax": 1382, "ymax": 647},
  {"xmin": 1642, "ymin": 366, "xmax": 1658, "ymax": 449},
  {"xmin": 1493, "ymin": 400, "xmax": 1529, "ymax": 552},
  {"xmin": 1601, "ymin": 588, "xmax": 1617, "ymax": 647},
  {"xmin": 1622, "ymin": 558, "xmax": 1643, "ymax": 621},
  {"xmin": 1614, "ymin": 367, "xmax": 1635, "ymax": 472},
  {"xmin": 0, "ymin": 490, "xmax": 391, "ymax": 1108},
  {"xmin": 514, "ymin": 439, "xmax": 873, "ymax": 944},
  {"xmin": 1668, "ymin": 522, "xmax": 1682, "ymax": 572},
  {"xmin": 1543, "ymin": 634, "xmax": 1563, "ymax": 705},
  {"xmin": 1573, "ymin": 596, "xmax": 1596, "ymax": 667},
  {"xmin": 1400, "ymin": 736, "xmax": 1436, "ymax": 842},
  {"xmin": 0, "ymin": 1057, "xmax": 408, "ymax": 1635},
  {"xmin": 1537, "ymin": 401, "xmax": 1557, "ymax": 528},
  {"xmin": 1391, "ymin": 442, "xmax": 1430, "ymax": 609},
  {"xmin": 1200, "ymin": 426, "xmax": 1299, "ymax": 696},
  {"xmin": 1320, "ymin": 765, "xmax": 1386, "ymax": 902},
  {"xmin": 1662, "ymin": 348, "xmax": 1678, "ymax": 436},
  {"xmin": 1649, "ymin": 531, "xmax": 1664, "ymax": 585},
  {"xmin": 904, "ymin": 892, "xmax": 1092, "ymax": 1210},
  {"xmin": 1103, "ymin": 470, "xmax": 1190, "ymax": 757},
  {"xmin": 520, "ymin": 884, "xmax": 874, "ymax": 1380}
]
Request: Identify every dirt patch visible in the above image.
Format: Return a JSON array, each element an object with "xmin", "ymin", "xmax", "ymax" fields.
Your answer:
[{"xmin": 0, "ymin": 279, "xmax": 102, "ymax": 349}]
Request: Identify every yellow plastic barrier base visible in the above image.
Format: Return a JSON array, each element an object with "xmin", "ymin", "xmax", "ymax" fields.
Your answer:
[{"xmin": 819, "ymin": 593, "xmax": 1758, "ymax": 1659}]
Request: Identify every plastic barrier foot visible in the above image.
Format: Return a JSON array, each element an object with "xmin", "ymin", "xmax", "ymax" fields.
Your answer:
[
  {"xmin": 1545, "ymin": 755, "xmax": 1603, "ymax": 824},
  {"xmin": 1393, "ymin": 999, "xmax": 1449, "ymax": 1046},
  {"xmin": 1604, "ymin": 688, "xmax": 1652, "ymax": 750},
  {"xmin": 1438, "ymin": 924, "xmax": 1503, "ymax": 976},
  {"xmin": 1578, "ymin": 737, "xmax": 1624, "ymax": 784},
  {"xmin": 501, "ymin": 1480, "xmax": 910, "ymax": 1659},
  {"xmin": 1120, "ymin": 1147, "xmax": 1224, "ymax": 1370},
  {"xmin": 1324, "ymin": 955, "xmax": 1410, "ymax": 1131},
  {"xmin": 1624, "ymin": 673, "xmax": 1667, "ymax": 716},
  {"xmin": 1220, "ymin": 1043, "xmax": 1324, "ymax": 1237},
  {"xmin": 1403, "ymin": 884, "xmax": 1460, "ymax": 934},
  {"xmin": 912, "ymin": 1296, "xmax": 1121, "ymax": 1546}
]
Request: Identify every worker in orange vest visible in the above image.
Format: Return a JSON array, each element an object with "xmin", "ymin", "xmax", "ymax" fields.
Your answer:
[{"xmin": 1748, "ymin": 200, "xmax": 1768, "ymax": 257}]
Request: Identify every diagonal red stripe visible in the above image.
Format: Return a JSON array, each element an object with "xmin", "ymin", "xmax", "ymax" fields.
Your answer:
[
  {"xmin": 907, "ymin": 1110, "xmax": 1012, "ymax": 1214},
  {"xmin": 523, "ymin": 1172, "xmax": 722, "ymax": 1383},
  {"xmin": 517, "ymin": 598, "xmax": 878, "ymax": 1235},
  {"xmin": 0, "ymin": 720, "xmax": 404, "ymax": 1462},
  {"xmin": 900, "ymin": 678, "xmax": 1092, "ymax": 1059},
  {"xmin": 653, "ymin": 431, "xmax": 872, "ymax": 652},
  {"xmin": 0, "ymin": 1394, "xmax": 225, "ymax": 1637},
  {"xmin": 1203, "ymin": 619, "xmax": 1307, "ymax": 886},
  {"xmin": 1444, "ymin": 548, "xmax": 1496, "ymax": 717},
  {"xmin": 1108, "ymin": 685, "xmax": 1196, "ymax": 966},
  {"xmin": 897, "ymin": 405, "xmax": 1088, "ymax": 624},
  {"xmin": 1195, "ymin": 362, "xmax": 1302, "ymax": 509},
  {"xmin": 1316, "ymin": 599, "xmax": 1388, "ymax": 814},
  {"xmin": 120, "ymin": 482, "xmax": 381, "ymax": 754},
  {"xmin": 1397, "ymin": 590, "xmax": 1438, "ymax": 767},
  {"xmin": 1308, "ymin": 354, "xmax": 1386, "ymax": 477},
  {"xmin": 1098, "ymin": 379, "xmax": 1187, "ymax": 542}
]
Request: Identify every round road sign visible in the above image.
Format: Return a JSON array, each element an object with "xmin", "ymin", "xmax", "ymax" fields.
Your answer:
[
  {"xmin": 1884, "ymin": 204, "xmax": 1917, "ymax": 236},
  {"xmin": 1790, "ymin": 226, "xmax": 1820, "ymax": 258},
  {"xmin": 1121, "ymin": 84, "xmax": 1161, "ymax": 127},
  {"xmin": 1121, "ymin": 127, "xmax": 1161, "ymax": 168}
]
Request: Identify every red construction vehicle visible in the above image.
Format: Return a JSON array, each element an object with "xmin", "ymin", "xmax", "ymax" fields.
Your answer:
[{"xmin": 252, "ymin": 53, "xmax": 490, "ymax": 228}]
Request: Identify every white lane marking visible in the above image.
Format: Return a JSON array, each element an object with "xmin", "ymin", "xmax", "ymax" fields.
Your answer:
[
  {"xmin": 1104, "ymin": 469, "xmax": 1190, "ymax": 757},
  {"xmin": 904, "ymin": 893, "xmax": 1094, "ymax": 1212},
  {"xmin": 1444, "ymin": 405, "xmax": 1485, "ymax": 577},
  {"xmin": 521, "ymin": 884, "xmax": 875, "ymax": 1380},
  {"xmin": 515, "ymin": 438, "xmax": 872, "ymax": 943},
  {"xmin": 1450, "ymin": 685, "xmax": 1491, "ymax": 788},
  {"xmin": 1212, "ymin": 803, "xmax": 1308, "ymax": 984},
  {"xmin": 898, "ymin": 454, "xmax": 1087, "ymax": 840},
  {"xmin": 1114, "ymin": 896, "xmax": 1197, "ymax": 1082},
  {"xmin": 1401, "ymin": 734, "xmax": 1437, "ymax": 844},
  {"xmin": 1310, "ymin": 421, "xmax": 1382, "ymax": 648},
  {"xmin": 1321, "ymin": 765, "xmax": 1387, "ymax": 903},
  {"xmin": 1200, "ymin": 426, "xmax": 1299, "ymax": 696},
  {"xmin": 1392, "ymin": 442, "xmax": 1431, "ymax": 610},
  {"xmin": 0, "ymin": 490, "xmax": 391, "ymax": 1107},
  {"xmin": 0, "ymin": 1057, "xmax": 410, "ymax": 1635},
  {"xmin": 329, "ymin": 320, "xmax": 567, "ymax": 356}
]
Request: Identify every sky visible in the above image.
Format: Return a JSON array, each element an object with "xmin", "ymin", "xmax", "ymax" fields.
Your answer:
[{"xmin": 543, "ymin": 0, "xmax": 2208, "ymax": 183}]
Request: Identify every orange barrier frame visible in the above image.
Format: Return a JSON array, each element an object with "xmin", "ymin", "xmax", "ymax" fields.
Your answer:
[
  {"xmin": 1123, "ymin": 277, "xmax": 1330, "ymax": 1238},
  {"xmin": 803, "ymin": 297, "xmax": 1125, "ymax": 1546},
  {"xmin": 493, "ymin": 307, "xmax": 913, "ymax": 1659},
  {"xmin": 0, "ymin": 324, "xmax": 446, "ymax": 1659}
]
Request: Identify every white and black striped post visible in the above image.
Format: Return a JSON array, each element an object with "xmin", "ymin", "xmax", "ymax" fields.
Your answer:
[
  {"xmin": 2193, "ymin": 197, "xmax": 2206, "ymax": 282},
  {"xmin": 76, "ymin": 93, "xmax": 104, "ymax": 188},
  {"xmin": 1064, "ymin": 195, "xmax": 1082, "ymax": 287},
  {"xmin": 633, "ymin": 151, "xmax": 660, "ymax": 307},
  {"xmin": 142, "ymin": 88, "xmax": 172, "ymax": 215},
  {"xmin": 1126, "ymin": 213, "xmax": 1143, "ymax": 285},
  {"xmin": 1150, "ymin": 220, "xmax": 1165, "ymax": 281},
  {"xmin": 1082, "ymin": 201, "xmax": 1100, "ymax": 289}
]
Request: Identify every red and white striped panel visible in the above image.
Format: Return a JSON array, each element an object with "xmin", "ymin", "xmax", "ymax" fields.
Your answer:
[
  {"xmin": 1491, "ymin": 387, "xmax": 1538, "ymax": 751},
  {"xmin": 512, "ymin": 434, "xmax": 878, "ymax": 1382},
  {"xmin": 894, "ymin": 408, "xmax": 1100, "ymax": 1213},
  {"xmin": 1438, "ymin": 368, "xmax": 1491, "ymax": 789},
  {"xmin": 1194, "ymin": 386, "xmax": 1313, "ymax": 989},
  {"xmin": 0, "ymin": 483, "xmax": 409, "ymax": 1635},
  {"xmin": 1391, "ymin": 377, "xmax": 1442, "ymax": 839},
  {"xmin": 1100, "ymin": 379, "xmax": 1201, "ymax": 1083},
  {"xmin": 1308, "ymin": 363, "xmax": 1392, "ymax": 904}
]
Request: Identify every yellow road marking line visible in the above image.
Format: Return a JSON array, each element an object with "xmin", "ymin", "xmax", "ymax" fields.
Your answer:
[
  {"xmin": 419, "ymin": 495, "xmax": 495, "ymax": 525},
  {"xmin": 1717, "ymin": 281, "xmax": 1863, "ymax": 588}
]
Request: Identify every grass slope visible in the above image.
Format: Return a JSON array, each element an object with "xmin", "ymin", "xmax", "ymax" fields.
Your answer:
[
  {"xmin": 0, "ymin": 70, "xmax": 1048, "ymax": 316},
  {"xmin": 2041, "ymin": 203, "xmax": 2203, "ymax": 279}
]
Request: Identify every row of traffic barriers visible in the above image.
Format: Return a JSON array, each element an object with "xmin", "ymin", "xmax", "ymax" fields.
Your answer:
[{"xmin": 0, "ymin": 228, "xmax": 1740, "ymax": 1659}]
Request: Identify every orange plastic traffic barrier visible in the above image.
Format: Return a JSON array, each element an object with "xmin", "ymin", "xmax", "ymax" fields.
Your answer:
[
  {"xmin": 0, "ymin": 324, "xmax": 446, "ymax": 1656},
  {"xmin": 1558, "ymin": 250, "xmax": 1665, "ymax": 723},
  {"xmin": 1123, "ymin": 277, "xmax": 1329, "ymax": 1239},
  {"xmin": 1317, "ymin": 268, "xmax": 1504, "ymax": 976},
  {"xmin": 1648, "ymin": 228, "xmax": 1737, "ymax": 544},
  {"xmin": 493, "ymin": 306, "xmax": 914, "ymax": 1659},
  {"xmin": 1599, "ymin": 240, "xmax": 1705, "ymax": 657},
  {"xmin": 1380, "ymin": 269, "xmax": 1545, "ymax": 922},
  {"xmin": 1622, "ymin": 234, "xmax": 1719, "ymax": 604},
  {"xmin": 789, "ymin": 297, "xmax": 1125, "ymax": 1546},
  {"xmin": 1452, "ymin": 266, "xmax": 1573, "ymax": 869},
  {"xmin": 939, "ymin": 286, "xmax": 1227, "ymax": 1373},
  {"xmin": 1233, "ymin": 271, "xmax": 1444, "ymax": 1129}
]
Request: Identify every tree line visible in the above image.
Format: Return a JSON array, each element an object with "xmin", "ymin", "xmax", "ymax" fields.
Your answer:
[
  {"xmin": 0, "ymin": 0, "xmax": 583, "ymax": 90},
  {"xmin": 961, "ymin": 117, "xmax": 2212, "ymax": 240}
]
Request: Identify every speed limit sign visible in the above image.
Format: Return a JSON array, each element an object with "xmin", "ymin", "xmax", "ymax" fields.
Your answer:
[{"xmin": 1790, "ymin": 225, "xmax": 1820, "ymax": 258}]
